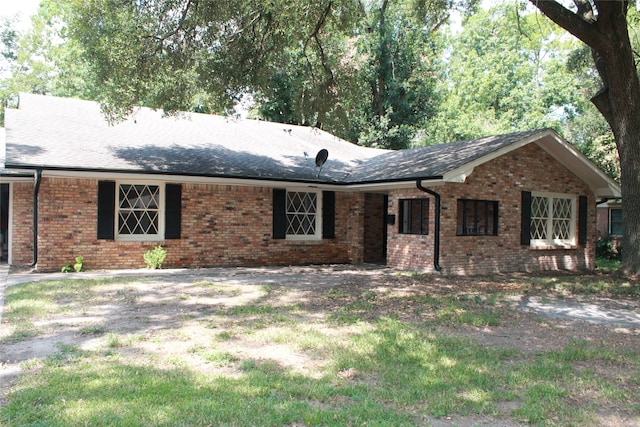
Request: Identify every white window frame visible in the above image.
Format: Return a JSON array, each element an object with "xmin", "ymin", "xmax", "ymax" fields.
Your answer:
[
  {"xmin": 530, "ymin": 192, "xmax": 576, "ymax": 248},
  {"xmin": 286, "ymin": 189, "xmax": 323, "ymax": 241},
  {"xmin": 115, "ymin": 181, "xmax": 165, "ymax": 242}
]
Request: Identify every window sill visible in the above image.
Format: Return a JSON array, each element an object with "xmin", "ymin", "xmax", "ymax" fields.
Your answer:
[
  {"xmin": 284, "ymin": 239, "xmax": 323, "ymax": 245},
  {"xmin": 529, "ymin": 244, "xmax": 577, "ymax": 250},
  {"xmin": 116, "ymin": 236, "xmax": 165, "ymax": 243}
]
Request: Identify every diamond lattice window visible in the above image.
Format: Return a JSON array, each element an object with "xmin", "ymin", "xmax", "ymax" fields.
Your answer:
[
  {"xmin": 530, "ymin": 194, "xmax": 574, "ymax": 245},
  {"xmin": 530, "ymin": 196, "xmax": 549, "ymax": 240},
  {"xmin": 286, "ymin": 192, "xmax": 318, "ymax": 236},
  {"xmin": 118, "ymin": 184, "xmax": 160, "ymax": 236},
  {"xmin": 552, "ymin": 198, "xmax": 572, "ymax": 240}
]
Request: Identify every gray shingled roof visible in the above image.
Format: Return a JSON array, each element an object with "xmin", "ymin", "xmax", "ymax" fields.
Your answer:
[
  {"xmin": 348, "ymin": 130, "xmax": 544, "ymax": 183},
  {"xmin": 1, "ymin": 94, "xmax": 620, "ymax": 197},
  {"xmin": 4, "ymin": 94, "xmax": 384, "ymax": 183}
]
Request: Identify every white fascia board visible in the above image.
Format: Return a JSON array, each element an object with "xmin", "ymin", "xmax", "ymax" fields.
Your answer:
[
  {"xmin": 438, "ymin": 129, "xmax": 621, "ymax": 199},
  {"xmin": 442, "ymin": 166, "xmax": 475, "ymax": 183},
  {"xmin": 536, "ymin": 132, "xmax": 621, "ymax": 198},
  {"xmin": 34, "ymin": 168, "xmax": 449, "ymax": 193},
  {"xmin": 0, "ymin": 176, "xmax": 33, "ymax": 183},
  {"xmin": 594, "ymin": 185, "xmax": 622, "ymax": 199},
  {"xmin": 32, "ymin": 169, "xmax": 348, "ymax": 191}
]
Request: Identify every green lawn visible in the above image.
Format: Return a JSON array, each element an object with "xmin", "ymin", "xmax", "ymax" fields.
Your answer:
[{"xmin": 1, "ymin": 269, "xmax": 638, "ymax": 426}]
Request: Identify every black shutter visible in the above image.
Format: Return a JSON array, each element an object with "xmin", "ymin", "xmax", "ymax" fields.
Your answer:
[
  {"xmin": 165, "ymin": 184, "xmax": 182, "ymax": 239},
  {"xmin": 273, "ymin": 189, "xmax": 287, "ymax": 239},
  {"xmin": 578, "ymin": 195, "xmax": 588, "ymax": 246},
  {"xmin": 97, "ymin": 181, "xmax": 115, "ymax": 239},
  {"xmin": 322, "ymin": 191, "xmax": 335, "ymax": 239},
  {"xmin": 521, "ymin": 191, "xmax": 531, "ymax": 246},
  {"xmin": 492, "ymin": 201, "xmax": 499, "ymax": 236}
]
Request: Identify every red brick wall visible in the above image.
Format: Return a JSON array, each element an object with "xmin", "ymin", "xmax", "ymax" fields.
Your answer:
[
  {"xmin": 387, "ymin": 143, "xmax": 596, "ymax": 275},
  {"xmin": 21, "ymin": 179, "xmax": 367, "ymax": 271},
  {"xmin": 11, "ymin": 182, "xmax": 35, "ymax": 265},
  {"xmin": 10, "ymin": 142, "xmax": 599, "ymax": 275}
]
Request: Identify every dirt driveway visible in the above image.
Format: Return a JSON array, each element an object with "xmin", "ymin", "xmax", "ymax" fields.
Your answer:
[
  {"xmin": 5, "ymin": 264, "xmax": 639, "ymax": 327},
  {"xmin": 1, "ymin": 265, "xmax": 639, "ymax": 426}
]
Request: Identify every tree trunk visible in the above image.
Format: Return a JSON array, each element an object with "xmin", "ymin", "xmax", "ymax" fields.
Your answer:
[
  {"xmin": 530, "ymin": 0, "xmax": 640, "ymax": 274},
  {"xmin": 592, "ymin": 24, "xmax": 640, "ymax": 274},
  {"xmin": 616, "ymin": 114, "xmax": 640, "ymax": 274},
  {"xmin": 586, "ymin": 15, "xmax": 640, "ymax": 275},
  {"xmin": 605, "ymin": 68, "xmax": 640, "ymax": 273}
]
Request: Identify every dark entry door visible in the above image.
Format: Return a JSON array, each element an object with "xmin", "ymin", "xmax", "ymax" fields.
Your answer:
[{"xmin": 363, "ymin": 193, "xmax": 387, "ymax": 264}]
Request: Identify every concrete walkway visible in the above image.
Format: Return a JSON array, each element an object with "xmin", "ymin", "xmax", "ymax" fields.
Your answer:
[
  {"xmin": 519, "ymin": 295, "xmax": 640, "ymax": 329},
  {"xmin": 0, "ymin": 264, "xmax": 8, "ymax": 324}
]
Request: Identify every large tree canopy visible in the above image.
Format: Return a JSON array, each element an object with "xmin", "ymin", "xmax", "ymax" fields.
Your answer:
[
  {"xmin": 420, "ymin": 2, "xmax": 620, "ymax": 182},
  {"xmin": 0, "ymin": 0, "xmax": 98, "ymax": 125},
  {"xmin": 66, "ymin": 0, "xmax": 473, "ymax": 147},
  {"xmin": 424, "ymin": 3, "xmax": 584, "ymax": 144}
]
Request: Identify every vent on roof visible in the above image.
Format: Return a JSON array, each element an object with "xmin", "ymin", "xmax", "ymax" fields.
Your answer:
[{"xmin": 315, "ymin": 149, "xmax": 328, "ymax": 178}]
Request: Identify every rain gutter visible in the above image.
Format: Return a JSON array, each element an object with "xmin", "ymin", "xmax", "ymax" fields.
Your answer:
[
  {"xmin": 28, "ymin": 168, "xmax": 42, "ymax": 267},
  {"xmin": 416, "ymin": 180, "xmax": 442, "ymax": 272}
]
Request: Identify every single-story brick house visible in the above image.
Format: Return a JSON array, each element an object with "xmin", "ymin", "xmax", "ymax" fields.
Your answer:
[{"xmin": 0, "ymin": 94, "xmax": 621, "ymax": 274}]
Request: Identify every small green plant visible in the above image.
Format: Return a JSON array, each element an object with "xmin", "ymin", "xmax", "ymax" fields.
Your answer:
[
  {"xmin": 74, "ymin": 256, "xmax": 84, "ymax": 272},
  {"xmin": 144, "ymin": 245, "xmax": 167, "ymax": 269},
  {"xmin": 61, "ymin": 256, "xmax": 84, "ymax": 273}
]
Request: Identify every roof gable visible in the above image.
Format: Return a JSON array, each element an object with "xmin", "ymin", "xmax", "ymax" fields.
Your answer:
[{"xmin": 348, "ymin": 129, "xmax": 543, "ymax": 183}]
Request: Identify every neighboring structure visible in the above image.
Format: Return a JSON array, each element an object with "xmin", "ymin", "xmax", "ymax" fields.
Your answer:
[
  {"xmin": 596, "ymin": 199, "xmax": 623, "ymax": 239},
  {"xmin": 0, "ymin": 94, "xmax": 621, "ymax": 274},
  {"xmin": 596, "ymin": 198, "xmax": 623, "ymax": 255}
]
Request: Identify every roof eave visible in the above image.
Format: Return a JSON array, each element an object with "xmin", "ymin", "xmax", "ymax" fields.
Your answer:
[{"xmin": 6, "ymin": 163, "xmax": 447, "ymax": 191}]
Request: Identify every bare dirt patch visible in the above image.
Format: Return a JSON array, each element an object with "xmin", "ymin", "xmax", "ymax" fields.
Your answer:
[{"xmin": 1, "ymin": 265, "xmax": 639, "ymax": 426}]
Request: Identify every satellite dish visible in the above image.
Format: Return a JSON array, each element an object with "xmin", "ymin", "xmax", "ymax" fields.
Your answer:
[
  {"xmin": 315, "ymin": 149, "xmax": 328, "ymax": 167},
  {"xmin": 315, "ymin": 149, "xmax": 329, "ymax": 178}
]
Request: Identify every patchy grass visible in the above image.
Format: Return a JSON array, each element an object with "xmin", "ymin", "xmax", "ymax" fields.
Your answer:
[
  {"xmin": 1, "ymin": 272, "xmax": 639, "ymax": 426},
  {"xmin": 596, "ymin": 257, "xmax": 622, "ymax": 273}
]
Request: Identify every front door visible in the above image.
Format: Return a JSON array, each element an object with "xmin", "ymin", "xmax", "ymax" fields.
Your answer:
[{"xmin": 363, "ymin": 193, "xmax": 388, "ymax": 264}]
